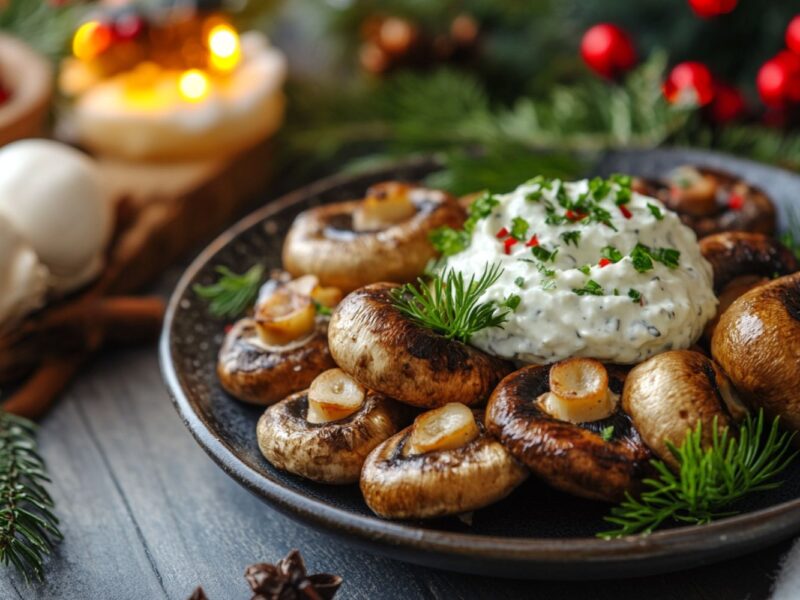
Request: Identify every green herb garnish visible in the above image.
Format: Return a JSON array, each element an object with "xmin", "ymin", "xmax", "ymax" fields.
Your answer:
[
  {"xmin": 504, "ymin": 294, "xmax": 522, "ymax": 310},
  {"xmin": 629, "ymin": 243, "xmax": 680, "ymax": 272},
  {"xmin": 560, "ymin": 230, "xmax": 582, "ymax": 247},
  {"xmin": 514, "ymin": 276, "xmax": 525, "ymax": 288},
  {"xmin": 577, "ymin": 265, "xmax": 591, "ymax": 275},
  {"xmin": 541, "ymin": 279, "xmax": 557, "ymax": 291},
  {"xmin": 572, "ymin": 279, "xmax": 604, "ymax": 296},
  {"xmin": 648, "ymin": 203, "xmax": 665, "ymax": 220},
  {"xmin": 601, "ymin": 246, "xmax": 623, "ymax": 263},
  {"xmin": 429, "ymin": 226, "xmax": 470, "ymax": 257},
  {"xmin": 628, "ymin": 288, "xmax": 642, "ymax": 303},
  {"xmin": 532, "ymin": 245, "xmax": 558, "ymax": 262},
  {"xmin": 600, "ymin": 426, "xmax": 615, "ymax": 442},
  {"xmin": 511, "ymin": 216, "xmax": 530, "ymax": 241},
  {"xmin": 389, "ymin": 263, "xmax": 509, "ymax": 343},
  {"xmin": 599, "ymin": 411, "xmax": 796, "ymax": 538},
  {"xmin": 193, "ymin": 264, "xmax": 265, "ymax": 318},
  {"xmin": 313, "ymin": 301, "xmax": 332, "ymax": 316}
]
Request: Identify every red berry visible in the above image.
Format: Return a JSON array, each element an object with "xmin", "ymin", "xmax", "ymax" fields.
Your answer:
[
  {"xmin": 580, "ymin": 24, "xmax": 637, "ymax": 79},
  {"xmin": 663, "ymin": 61, "xmax": 715, "ymax": 106},
  {"xmin": 688, "ymin": 0, "xmax": 737, "ymax": 18},
  {"xmin": 787, "ymin": 15, "xmax": 800, "ymax": 54},
  {"xmin": 708, "ymin": 81, "xmax": 746, "ymax": 123},
  {"xmin": 757, "ymin": 51, "xmax": 800, "ymax": 108}
]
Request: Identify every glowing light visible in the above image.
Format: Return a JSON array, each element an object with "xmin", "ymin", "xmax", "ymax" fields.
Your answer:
[
  {"xmin": 73, "ymin": 21, "xmax": 113, "ymax": 61},
  {"xmin": 208, "ymin": 24, "xmax": 241, "ymax": 72},
  {"xmin": 178, "ymin": 69, "xmax": 210, "ymax": 102}
]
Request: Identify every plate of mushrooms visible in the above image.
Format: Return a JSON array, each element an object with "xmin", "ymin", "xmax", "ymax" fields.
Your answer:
[{"xmin": 161, "ymin": 149, "xmax": 800, "ymax": 579}]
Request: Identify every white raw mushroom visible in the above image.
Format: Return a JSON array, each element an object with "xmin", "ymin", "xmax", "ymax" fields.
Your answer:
[
  {"xmin": 0, "ymin": 212, "xmax": 48, "ymax": 331},
  {"xmin": 0, "ymin": 139, "xmax": 113, "ymax": 295}
]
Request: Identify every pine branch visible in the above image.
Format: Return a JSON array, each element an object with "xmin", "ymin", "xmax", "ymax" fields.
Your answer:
[{"xmin": 0, "ymin": 410, "xmax": 62, "ymax": 583}]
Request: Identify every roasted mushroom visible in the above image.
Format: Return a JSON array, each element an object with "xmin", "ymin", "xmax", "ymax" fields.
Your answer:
[
  {"xmin": 328, "ymin": 283, "xmax": 513, "ymax": 408},
  {"xmin": 711, "ymin": 272, "xmax": 800, "ymax": 432},
  {"xmin": 622, "ymin": 350, "xmax": 747, "ymax": 469},
  {"xmin": 282, "ymin": 182, "xmax": 465, "ymax": 292},
  {"xmin": 485, "ymin": 359, "xmax": 652, "ymax": 502},
  {"xmin": 360, "ymin": 403, "xmax": 527, "ymax": 519},
  {"xmin": 633, "ymin": 165, "xmax": 776, "ymax": 237},
  {"xmin": 699, "ymin": 232, "xmax": 797, "ymax": 339},
  {"xmin": 217, "ymin": 275, "xmax": 340, "ymax": 405},
  {"xmin": 257, "ymin": 368, "xmax": 409, "ymax": 484}
]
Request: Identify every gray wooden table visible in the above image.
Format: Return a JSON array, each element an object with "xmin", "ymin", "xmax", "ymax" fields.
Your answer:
[{"xmin": 0, "ymin": 250, "xmax": 791, "ymax": 600}]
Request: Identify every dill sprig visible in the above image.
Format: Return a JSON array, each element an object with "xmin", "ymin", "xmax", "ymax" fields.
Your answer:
[
  {"xmin": 193, "ymin": 265, "xmax": 265, "ymax": 318},
  {"xmin": 0, "ymin": 411, "xmax": 62, "ymax": 582},
  {"xmin": 599, "ymin": 410, "xmax": 796, "ymax": 539},
  {"xmin": 389, "ymin": 263, "xmax": 509, "ymax": 343}
]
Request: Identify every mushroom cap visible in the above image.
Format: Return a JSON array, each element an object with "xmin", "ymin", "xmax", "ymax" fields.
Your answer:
[
  {"xmin": 282, "ymin": 183, "xmax": 465, "ymax": 292},
  {"xmin": 328, "ymin": 283, "xmax": 513, "ymax": 408},
  {"xmin": 622, "ymin": 350, "xmax": 746, "ymax": 469},
  {"xmin": 699, "ymin": 232, "xmax": 798, "ymax": 294},
  {"xmin": 217, "ymin": 318, "xmax": 335, "ymax": 405},
  {"xmin": 360, "ymin": 409, "xmax": 527, "ymax": 519},
  {"xmin": 485, "ymin": 365, "xmax": 652, "ymax": 502},
  {"xmin": 257, "ymin": 388, "xmax": 409, "ymax": 484},
  {"xmin": 711, "ymin": 272, "xmax": 800, "ymax": 431},
  {"xmin": 633, "ymin": 166, "xmax": 775, "ymax": 237}
]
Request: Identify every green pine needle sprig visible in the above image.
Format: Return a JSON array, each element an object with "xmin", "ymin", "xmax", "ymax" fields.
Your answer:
[
  {"xmin": 0, "ymin": 411, "xmax": 62, "ymax": 583},
  {"xmin": 193, "ymin": 265, "xmax": 265, "ymax": 319},
  {"xmin": 390, "ymin": 262, "xmax": 509, "ymax": 343},
  {"xmin": 599, "ymin": 410, "xmax": 796, "ymax": 539}
]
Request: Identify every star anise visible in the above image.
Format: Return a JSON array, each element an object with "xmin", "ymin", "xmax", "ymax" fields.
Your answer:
[{"xmin": 245, "ymin": 549, "xmax": 343, "ymax": 600}]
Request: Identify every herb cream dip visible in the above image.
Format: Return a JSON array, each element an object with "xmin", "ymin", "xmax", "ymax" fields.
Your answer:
[{"xmin": 441, "ymin": 176, "xmax": 717, "ymax": 364}]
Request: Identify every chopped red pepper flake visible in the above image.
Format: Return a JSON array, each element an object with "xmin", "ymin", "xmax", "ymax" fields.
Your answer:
[
  {"xmin": 496, "ymin": 226, "xmax": 509, "ymax": 239},
  {"xmin": 619, "ymin": 204, "xmax": 632, "ymax": 219},
  {"xmin": 526, "ymin": 234, "xmax": 539, "ymax": 247},
  {"xmin": 504, "ymin": 237, "xmax": 518, "ymax": 254},
  {"xmin": 598, "ymin": 258, "xmax": 612, "ymax": 268},
  {"xmin": 565, "ymin": 210, "xmax": 587, "ymax": 222},
  {"xmin": 728, "ymin": 193, "xmax": 744, "ymax": 211}
]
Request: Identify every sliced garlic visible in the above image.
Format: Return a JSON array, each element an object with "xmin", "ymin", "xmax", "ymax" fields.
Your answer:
[
  {"xmin": 254, "ymin": 288, "xmax": 316, "ymax": 346},
  {"xmin": 539, "ymin": 358, "xmax": 618, "ymax": 424},
  {"xmin": 352, "ymin": 183, "xmax": 416, "ymax": 232},
  {"xmin": 286, "ymin": 275, "xmax": 342, "ymax": 310},
  {"xmin": 307, "ymin": 368, "xmax": 366, "ymax": 424},
  {"xmin": 405, "ymin": 402, "xmax": 479, "ymax": 456}
]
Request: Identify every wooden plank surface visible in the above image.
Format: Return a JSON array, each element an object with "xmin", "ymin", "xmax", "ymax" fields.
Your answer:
[{"xmin": 0, "ymin": 270, "xmax": 791, "ymax": 599}]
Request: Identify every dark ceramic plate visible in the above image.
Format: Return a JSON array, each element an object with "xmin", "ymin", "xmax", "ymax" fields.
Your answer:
[{"xmin": 160, "ymin": 148, "xmax": 800, "ymax": 579}]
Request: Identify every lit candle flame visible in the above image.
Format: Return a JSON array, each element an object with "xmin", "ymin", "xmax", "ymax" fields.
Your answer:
[
  {"xmin": 178, "ymin": 69, "xmax": 210, "ymax": 102},
  {"xmin": 208, "ymin": 23, "xmax": 241, "ymax": 72}
]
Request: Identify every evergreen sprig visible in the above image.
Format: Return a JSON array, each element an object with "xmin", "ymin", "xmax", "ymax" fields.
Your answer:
[
  {"xmin": 0, "ymin": 411, "xmax": 62, "ymax": 582},
  {"xmin": 599, "ymin": 410, "xmax": 796, "ymax": 539},
  {"xmin": 193, "ymin": 265, "xmax": 265, "ymax": 319},
  {"xmin": 389, "ymin": 263, "xmax": 508, "ymax": 343}
]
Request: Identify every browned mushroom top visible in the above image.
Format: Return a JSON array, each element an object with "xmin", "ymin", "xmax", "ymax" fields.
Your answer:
[
  {"xmin": 282, "ymin": 182, "xmax": 465, "ymax": 292},
  {"xmin": 485, "ymin": 361, "xmax": 652, "ymax": 502},
  {"xmin": 633, "ymin": 165, "xmax": 776, "ymax": 237}
]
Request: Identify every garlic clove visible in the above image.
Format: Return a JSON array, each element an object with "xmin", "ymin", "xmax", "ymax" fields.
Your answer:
[
  {"xmin": 405, "ymin": 402, "xmax": 479, "ymax": 456},
  {"xmin": 352, "ymin": 182, "xmax": 417, "ymax": 232},
  {"xmin": 307, "ymin": 368, "xmax": 366, "ymax": 424},
  {"xmin": 255, "ymin": 289, "xmax": 316, "ymax": 346},
  {"xmin": 541, "ymin": 358, "xmax": 618, "ymax": 423},
  {"xmin": 667, "ymin": 166, "xmax": 718, "ymax": 217}
]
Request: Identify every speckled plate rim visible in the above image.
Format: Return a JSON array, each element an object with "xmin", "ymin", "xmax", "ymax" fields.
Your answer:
[{"xmin": 160, "ymin": 151, "xmax": 800, "ymax": 579}]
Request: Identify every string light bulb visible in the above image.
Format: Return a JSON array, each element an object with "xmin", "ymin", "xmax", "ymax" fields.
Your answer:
[
  {"xmin": 178, "ymin": 69, "xmax": 210, "ymax": 102},
  {"xmin": 207, "ymin": 23, "xmax": 241, "ymax": 72}
]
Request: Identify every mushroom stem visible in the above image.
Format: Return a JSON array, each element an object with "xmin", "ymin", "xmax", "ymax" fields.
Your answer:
[
  {"xmin": 307, "ymin": 368, "xmax": 366, "ymax": 424},
  {"xmin": 404, "ymin": 402, "xmax": 479, "ymax": 455},
  {"xmin": 539, "ymin": 358, "xmax": 618, "ymax": 423}
]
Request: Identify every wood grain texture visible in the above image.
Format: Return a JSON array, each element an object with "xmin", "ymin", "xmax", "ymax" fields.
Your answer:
[{"xmin": 0, "ymin": 270, "xmax": 789, "ymax": 599}]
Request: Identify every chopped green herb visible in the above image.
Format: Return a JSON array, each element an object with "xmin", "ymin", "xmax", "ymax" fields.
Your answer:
[
  {"xmin": 601, "ymin": 246, "xmax": 623, "ymax": 263},
  {"xmin": 504, "ymin": 294, "xmax": 521, "ymax": 310},
  {"xmin": 613, "ymin": 288, "xmax": 620, "ymax": 296},
  {"xmin": 531, "ymin": 245, "xmax": 558, "ymax": 263},
  {"xmin": 577, "ymin": 265, "xmax": 591, "ymax": 275},
  {"xmin": 560, "ymin": 230, "xmax": 582, "ymax": 247},
  {"xmin": 651, "ymin": 246, "xmax": 681, "ymax": 268},
  {"xmin": 514, "ymin": 276, "xmax": 525, "ymax": 288},
  {"xmin": 628, "ymin": 288, "xmax": 642, "ymax": 303},
  {"xmin": 525, "ymin": 175, "xmax": 553, "ymax": 190},
  {"xmin": 630, "ymin": 243, "xmax": 655, "ymax": 273},
  {"xmin": 600, "ymin": 426, "xmax": 615, "ymax": 442},
  {"xmin": 429, "ymin": 226, "xmax": 469, "ymax": 257},
  {"xmin": 537, "ymin": 262, "xmax": 555, "ymax": 278},
  {"xmin": 573, "ymin": 279, "xmax": 604, "ymax": 296},
  {"xmin": 647, "ymin": 203, "xmax": 665, "ymax": 220},
  {"xmin": 511, "ymin": 216, "xmax": 530, "ymax": 241},
  {"xmin": 588, "ymin": 177, "xmax": 611, "ymax": 200},
  {"xmin": 541, "ymin": 278, "xmax": 557, "ymax": 291},
  {"xmin": 313, "ymin": 300, "xmax": 332, "ymax": 316}
]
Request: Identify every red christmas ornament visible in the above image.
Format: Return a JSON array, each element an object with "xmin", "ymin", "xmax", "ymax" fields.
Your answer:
[
  {"xmin": 708, "ymin": 81, "xmax": 746, "ymax": 123},
  {"xmin": 663, "ymin": 62, "xmax": 715, "ymax": 106},
  {"xmin": 756, "ymin": 51, "xmax": 800, "ymax": 108},
  {"xmin": 688, "ymin": 0, "xmax": 737, "ymax": 18},
  {"xmin": 787, "ymin": 15, "xmax": 800, "ymax": 54},
  {"xmin": 580, "ymin": 24, "xmax": 636, "ymax": 79}
]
